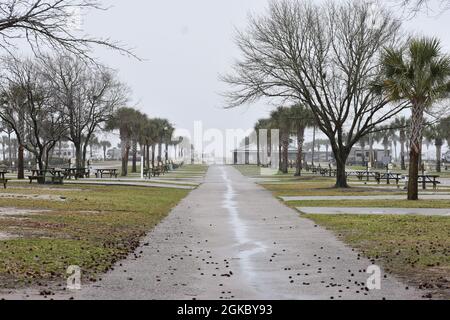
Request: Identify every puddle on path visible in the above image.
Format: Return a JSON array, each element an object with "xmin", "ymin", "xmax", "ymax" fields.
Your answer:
[{"xmin": 220, "ymin": 167, "xmax": 267, "ymax": 283}]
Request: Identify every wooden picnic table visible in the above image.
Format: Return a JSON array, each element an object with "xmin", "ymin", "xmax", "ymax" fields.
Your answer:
[
  {"xmin": 63, "ymin": 167, "xmax": 90, "ymax": 180},
  {"xmin": 375, "ymin": 172, "xmax": 402, "ymax": 185},
  {"xmin": 95, "ymin": 168, "xmax": 118, "ymax": 178},
  {"xmin": 404, "ymin": 174, "xmax": 441, "ymax": 190},
  {"xmin": 29, "ymin": 169, "xmax": 64, "ymax": 184},
  {"xmin": 0, "ymin": 171, "xmax": 8, "ymax": 189}
]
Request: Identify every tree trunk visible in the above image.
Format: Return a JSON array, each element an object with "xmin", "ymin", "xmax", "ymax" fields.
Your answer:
[
  {"xmin": 256, "ymin": 130, "xmax": 261, "ymax": 166},
  {"xmin": 435, "ymin": 141, "xmax": 442, "ymax": 173},
  {"xmin": 335, "ymin": 154, "xmax": 349, "ymax": 188},
  {"xmin": 8, "ymin": 133, "xmax": 12, "ymax": 167},
  {"xmin": 400, "ymin": 138, "xmax": 406, "ymax": 170},
  {"xmin": 151, "ymin": 144, "xmax": 156, "ymax": 167},
  {"xmin": 407, "ymin": 104, "xmax": 424, "ymax": 201},
  {"xmin": 278, "ymin": 143, "xmax": 282, "ymax": 172},
  {"xmin": 75, "ymin": 143, "xmax": 83, "ymax": 168},
  {"xmin": 121, "ymin": 141, "xmax": 129, "ymax": 177},
  {"xmin": 103, "ymin": 146, "xmax": 107, "ymax": 161},
  {"xmin": 132, "ymin": 140, "xmax": 137, "ymax": 173},
  {"xmin": 281, "ymin": 132, "xmax": 289, "ymax": 174},
  {"xmin": 312, "ymin": 126, "xmax": 316, "ymax": 166},
  {"xmin": 146, "ymin": 144, "xmax": 150, "ymax": 168},
  {"xmin": 295, "ymin": 127, "xmax": 305, "ymax": 176},
  {"xmin": 17, "ymin": 144, "xmax": 25, "ymax": 179},
  {"xmin": 158, "ymin": 143, "xmax": 162, "ymax": 163},
  {"xmin": 165, "ymin": 143, "xmax": 169, "ymax": 162}
]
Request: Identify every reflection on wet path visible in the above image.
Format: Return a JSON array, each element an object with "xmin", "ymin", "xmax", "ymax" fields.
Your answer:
[{"xmin": 220, "ymin": 167, "xmax": 267, "ymax": 284}]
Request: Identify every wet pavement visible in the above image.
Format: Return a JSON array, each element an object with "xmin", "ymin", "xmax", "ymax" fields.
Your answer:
[
  {"xmin": 52, "ymin": 165, "xmax": 423, "ymax": 300},
  {"xmin": 2, "ymin": 165, "xmax": 428, "ymax": 300}
]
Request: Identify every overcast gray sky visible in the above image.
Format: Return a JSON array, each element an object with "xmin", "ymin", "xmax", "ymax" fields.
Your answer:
[{"xmin": 83, "ymin": 0, "xmax": 450, "ymax": 155}]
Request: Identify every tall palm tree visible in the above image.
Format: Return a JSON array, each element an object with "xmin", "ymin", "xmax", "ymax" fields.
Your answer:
[
  {"xmin": 423, "ymin": 123, "xmax": 445, "ymax": 172},
  {"xmin": 393, "ymin": 116, "xmax": 409, "ymax": 170},
  {"xmin": 106, "ymin": 107, "xmax": 142, "ymax": 176},
  {"xmin": 380, "ymin": 37, "xmax": 450, "ymax": 200},
  {"xmin": 163, "ymin": 124, "xmax": 175, "ymax": 162},
  {"xmin": 142, "ymin": 118, "xmax": 159, "ymax": 168},
  {"xmin": 100, "ymin": 140, "xmax": 112, "ymax": 161},
  {"xmin": 254, "ymin": 119, "xmax": 270, "ymax": 167},
  {"xmin": 358, "ymin": 135, "xmax": 370, "ymax": 166},
  {"xmin": 289, "ymin": 105, "xmax": 315, "ymax": 176},
  {"xmin": 270, "ymin": 107, "xmax": 293, "ymax": 174}
]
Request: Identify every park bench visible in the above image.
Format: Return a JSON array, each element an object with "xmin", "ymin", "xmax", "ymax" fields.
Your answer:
[{"xmin": 152, "ymin": 166, "xmax": 162, "ymax": 177}]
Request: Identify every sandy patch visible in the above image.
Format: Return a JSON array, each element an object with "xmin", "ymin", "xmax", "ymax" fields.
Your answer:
[
  {"xmin": 0, "ymin": 193, "xmax": 66, "ymax": 201},
  {"xmin": 0, "ymin": 207, "xmax": 52, "ymax": 216},
  {"xmin": 0, "ymin": 232, "xmax": 20, "ymax": 240}
]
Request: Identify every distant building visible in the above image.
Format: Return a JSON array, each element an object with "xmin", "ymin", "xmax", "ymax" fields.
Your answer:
[
  {"xmin": 107, "ymin": 148, "xmax": 121, "ymax": 160},
  {"xmin": 347, "ymin": 148, "xmax": 391, "ymax": 167}
]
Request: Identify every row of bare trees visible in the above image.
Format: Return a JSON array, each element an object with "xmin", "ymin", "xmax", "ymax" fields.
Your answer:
[
  {"xmin": 0, "ymin": 55, "xmax": 127, "ymax": 177},
  {"xmin": 223, "ymin": 0, "xmax": 450, "ymax": 200}
]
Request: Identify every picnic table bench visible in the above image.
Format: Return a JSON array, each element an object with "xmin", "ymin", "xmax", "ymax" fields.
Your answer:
[
  {"xmin": 404, "ymin": 174, "xmax": 441, "ymax": 190},
  {"xmin": 29, "ymin": 169, "xmax": 64, "ymax": 184},
  {"xmin": 0, "ymin": 171, "xmax": 8, "ymax": 189},
  {"xmin": 63, "ymin": 168, "xmax": 90, "ymax": 180},
  {"xmin": 95, "ymin": 168, "xmax": 118, "ymax": 178},
  {"xmin": 375, "ymin": 172, "xmax": 402, "ymax": 185}
]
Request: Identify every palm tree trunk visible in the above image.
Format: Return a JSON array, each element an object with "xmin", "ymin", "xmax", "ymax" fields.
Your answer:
[
  {"xmin": 400, "ymin": 137, "xmax": 406, "ymax": 170},
  {"xmin": 281, "ymin": 132, "xmax": 289, "ymax": 174},
  {"xmin": 146, "ymin": 144, "xmax": 150, "ymax": 168},
  {"xmin": 165, "ymin": 143, "xmax": 169, "ymax": 162},
  {"xmin": 121, "ymin": 138, "xmax": 130, "ymax": 177},
  {"xmin": 17, "ymin": 144, "xmax": 24, "ymax": 179},
  {"xmin": 256, "ymin": 130, "xmax": 260, "ymax": 166},
  {"xmin": 295, "ymin": 126, "xmax": 305, "ymax": 176},
  {"xmin": 407, "ymin": 104, "xmax": 425, "ymax": 200},
  {"xmin": 312, "ymin": 126, "xmax": 316, "ymax": 166},
  {"xmin": 7, "ymin": 132, "xmax": 12, "ymax": 167},
  {"xmin": 151, "ymin": 144, "xmax": 156, "ymax": 167},
  {"xmin": 435, "ymin": 140, "xmax": 442, "ymax": 173},
  {"xmin": 132, "ymin": 140, "xmax": 137, "ymax": 173},
  {"xmin": 158, "ymin": 143, "xmax": 162, "ymax": 163},
  {"xmin": 1, "ymin": 141, "xmax": 5, "ymax": 162}
]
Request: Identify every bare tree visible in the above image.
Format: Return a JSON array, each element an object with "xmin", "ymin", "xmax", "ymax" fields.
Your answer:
[
  {"xmin": 0, "ymin": 56, "xmax": 67, "ymax": 171},
  {"xmin": 43, "ymin": 54, "xmax": 128, "ymax": 168},
  {"xmin": 0, "ymin": 0, "xmax": 136, "ymax": 60},
  {"xmin": 393, "ymin": 0, "xmax": 450, "ymax": 14},
  {"xmin": 222, "ymin": 0, "xmax": 408, "ymax": 187}
]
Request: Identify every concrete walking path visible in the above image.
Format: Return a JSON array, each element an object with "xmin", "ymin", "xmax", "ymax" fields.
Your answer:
[
  {"xmin": 297, "ymin": 207, "xmax": 450, "ymax": 216},
  {"xmin": 4, "ymin": 166, "xmax": 425, "ymax": 300}
]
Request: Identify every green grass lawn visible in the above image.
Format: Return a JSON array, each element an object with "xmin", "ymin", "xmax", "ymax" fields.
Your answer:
[
  {"xmin": 0, "ymin": 184, "xmax": 190, "ymax": 289},
  {"xmin": 305, "ymin": 214, "xmax": 450, "ymax": 299},
  {"xmin": 261, "ymin": 182, "xmax": 407, "ymax": 197},
  {"xmin": 286, "ymin": 199, "xmax": 450, "ymax": 209}
]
